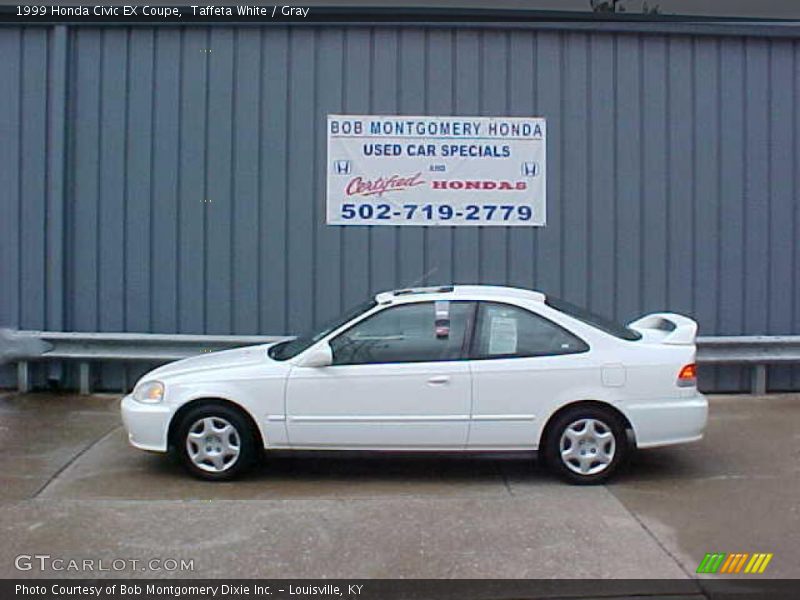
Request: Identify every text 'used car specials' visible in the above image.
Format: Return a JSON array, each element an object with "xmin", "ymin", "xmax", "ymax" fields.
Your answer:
[{"xmin": 326, "ymin": 115, "xmax": 546, "ymax": 226}]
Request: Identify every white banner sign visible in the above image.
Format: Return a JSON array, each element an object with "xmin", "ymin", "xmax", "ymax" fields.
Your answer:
[{"xmin": 326, "ymin": 115, "xmax": 546, "ymax": 226}]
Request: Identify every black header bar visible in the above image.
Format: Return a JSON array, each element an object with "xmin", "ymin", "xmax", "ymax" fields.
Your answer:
[
  {"xmin": 1, "ymin": 4, "xmax": 800, "ymax": 26},
  {"xmin": 2, "ymin": 5, "xmax": 800, "ymax": 39},
  {"xmin": 5, "ymin": 579, "xmax": 800, "ymax": 600}
]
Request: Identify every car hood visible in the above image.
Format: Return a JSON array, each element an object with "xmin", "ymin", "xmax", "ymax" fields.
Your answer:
[{"xmin": 142, "ymin": 342, "xmax": 287, "ymax": 382}]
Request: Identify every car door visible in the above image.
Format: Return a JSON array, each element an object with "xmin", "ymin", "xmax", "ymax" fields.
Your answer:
[
  {"xmin": 467, "ymin": 301, "xmax": 592, "ymax": 449},
  {"xmin": 285, "ymin": 300, "xmax": 475, "ymax": 449}
]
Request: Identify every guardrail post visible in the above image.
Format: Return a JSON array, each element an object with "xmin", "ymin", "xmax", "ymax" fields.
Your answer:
[
  {"xmin": 752, "ymin": 364, "xmax": 767, "ymax": 395},
  {"xmin": 17, "ymin": 361, "xmax": 30, "ymax": 393},
  {"xmin": 79, "ymin": 362, "xmax": 91, "ymax": 395}
]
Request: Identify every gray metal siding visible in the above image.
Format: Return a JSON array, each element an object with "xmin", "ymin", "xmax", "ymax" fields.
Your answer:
[{"xmin": 1, "ymin": 25, "xmax": 799, "ymax": 391}]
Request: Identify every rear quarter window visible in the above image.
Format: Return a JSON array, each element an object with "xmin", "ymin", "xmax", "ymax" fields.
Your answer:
[
  {"xmin": 545, "ymin": 297, "xmax": 642, "ymax": 341},
  {"xmin": 472, "ymin": 302, "xmax": 589, "ymax": 359}
]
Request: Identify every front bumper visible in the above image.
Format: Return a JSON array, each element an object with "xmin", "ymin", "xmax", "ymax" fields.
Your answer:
[
  {"xmin": 625, "ymin": 391, "xmax": 709, "ymax": 449},
  {"xmin": 120, "ymin": 394, "xmax": 173, "ymax": 452}
]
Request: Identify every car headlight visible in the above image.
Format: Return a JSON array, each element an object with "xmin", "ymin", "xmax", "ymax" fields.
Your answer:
[{"xmin": 132, "ymin": 381, "xmax": 165, "ymax": 404}]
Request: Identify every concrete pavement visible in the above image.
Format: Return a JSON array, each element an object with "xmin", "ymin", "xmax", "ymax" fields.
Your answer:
[{"xmin": 0, "ymin": 391, "xmax": 797, "ymax": 582}]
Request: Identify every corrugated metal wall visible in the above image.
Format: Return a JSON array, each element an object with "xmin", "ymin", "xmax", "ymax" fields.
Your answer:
[{"xmin": 1, "ymin": 24, "xmax": 799, "ymax": 391}]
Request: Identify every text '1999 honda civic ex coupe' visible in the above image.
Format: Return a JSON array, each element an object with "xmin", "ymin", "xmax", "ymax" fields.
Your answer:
[{"xmin": 121, "ymin": 285, "xmax": 708, "ymax": 484}]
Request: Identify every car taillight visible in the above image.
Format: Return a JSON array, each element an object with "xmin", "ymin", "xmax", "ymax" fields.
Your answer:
[{"xmin": 677, "ymin": 363, "xmax": 697, "ymax": 387}]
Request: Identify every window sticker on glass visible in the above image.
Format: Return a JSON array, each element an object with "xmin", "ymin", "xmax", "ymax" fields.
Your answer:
[
  {"xmin": 488, "ymin": 316, "xmax": 518, "ymax": 355},
  {"xmin": 435, "ymin": 300, "xmax": 450, "ymax": 338}
]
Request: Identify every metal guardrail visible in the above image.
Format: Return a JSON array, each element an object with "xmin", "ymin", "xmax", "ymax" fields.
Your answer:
[
  {"xmin": 2, "ymin": 329, "xmax": 800, "ymax": 395},
  {"xmin": 1, "ymin": 330, "xmax": 283, "ymax": 395},
  {"xmin": 695, "ymin": 335, "xmax": 800, "ymax": 394}
]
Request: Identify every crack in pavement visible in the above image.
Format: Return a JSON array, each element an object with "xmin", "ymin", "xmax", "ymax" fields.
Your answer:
[
  {"xmin": 32, "ymin": 424, "xmax": 122, "ymax": 499},
  {"xmin": 605, "ymin": 483, "xmax": 697, "ymax": 582}
]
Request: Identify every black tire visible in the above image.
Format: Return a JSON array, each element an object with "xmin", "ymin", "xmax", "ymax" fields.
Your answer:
[
  {"xmin": 174, "ymin": 402, "xmax": 257, "ymax": 481},
  {"xmin": 543, "ymin": 405, "xmax": 628, "ymax": 485}
]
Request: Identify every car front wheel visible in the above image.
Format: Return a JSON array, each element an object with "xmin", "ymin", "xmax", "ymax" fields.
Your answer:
[
  {"xmin": 175, "ymin": 403, "xmax": 257, "ymax": 481},
  {"xmin": 544, "ymin": 406, "xmax": 628, "ymax": 485}
]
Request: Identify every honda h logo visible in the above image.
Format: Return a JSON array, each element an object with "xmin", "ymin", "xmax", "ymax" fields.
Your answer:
[
  {"xmin": 334, "ymin": 160, "xmax": 351, "ymax": 175},
  {"xmin": 521, "ymin": 162, "xmax": 539, "ymax": 177}
]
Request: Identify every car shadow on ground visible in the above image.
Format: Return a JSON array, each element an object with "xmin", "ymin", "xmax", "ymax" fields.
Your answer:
[
  {"xmin": 148, "ymin": 448, "xmax": 555, "ymax": 485},
  {"xmin": 144, "ymin": 445, "xmax": 706, "ymax": 488},
  {"xmin": 38, "ymin": 424, "xmax": 711, "ymax": 500},
  {"xmin": 252, "ymin": 451, "xmax": 550, "ymax": 485}
]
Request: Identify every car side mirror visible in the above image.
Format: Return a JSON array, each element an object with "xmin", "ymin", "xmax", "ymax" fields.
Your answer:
[{"xmin": 298, "ymin": 341, "xmax": 333, "ymax": 368}]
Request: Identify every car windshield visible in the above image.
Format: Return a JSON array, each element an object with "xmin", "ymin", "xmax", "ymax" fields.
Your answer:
[
  {"xmin": 545, "ymin": 296, "xmax": 642, "ymax": 341},
  {"xmin": 268, "ymin": 299, "xmax": 378, "ymax": 361}
]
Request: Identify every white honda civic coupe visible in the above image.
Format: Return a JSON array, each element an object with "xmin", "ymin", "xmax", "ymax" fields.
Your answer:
[{"xmin": 121, "ymin": 285, "xmax": 707, "ymax": 484}]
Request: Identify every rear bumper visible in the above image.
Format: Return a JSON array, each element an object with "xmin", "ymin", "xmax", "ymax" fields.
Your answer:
[
  {"xmin": 120, "ymin": 394, "xmax": 172, "ymax": 453},
  {"xmin": 624, "ymin": 392, "xmax": 708, "ymax": 449}
]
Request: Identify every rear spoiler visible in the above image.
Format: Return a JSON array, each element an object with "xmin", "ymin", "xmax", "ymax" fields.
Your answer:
[{"xmin": 627, "ymin": 313, "xmax": 698, "ymax": 345}]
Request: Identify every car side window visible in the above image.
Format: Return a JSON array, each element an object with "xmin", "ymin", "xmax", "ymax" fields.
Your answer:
[
  {"xmin": 473, "ymin": 302, "xmax": 588, "ymax": 359},
  {"xmin": 330, "ymin": 301, "xmax": 473, "ymax": 365}
]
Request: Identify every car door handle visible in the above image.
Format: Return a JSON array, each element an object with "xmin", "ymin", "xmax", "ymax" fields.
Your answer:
[{"xmin": 427, "ymin": 375, "xmax": 450, "ymax": 385}]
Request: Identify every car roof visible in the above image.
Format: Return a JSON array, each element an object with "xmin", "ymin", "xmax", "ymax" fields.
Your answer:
[{"xmin": 374, "ymin": 285, "xmax": 546, "ymax": 304}]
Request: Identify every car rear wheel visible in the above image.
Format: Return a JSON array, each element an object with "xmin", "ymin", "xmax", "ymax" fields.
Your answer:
[
  {"xmin": 175, "ymin": 403, "xmax": 257, "ymax": 481},
  {"xmin": 544, "ymin": 406, "xmax": 628, "ymax": 485}
]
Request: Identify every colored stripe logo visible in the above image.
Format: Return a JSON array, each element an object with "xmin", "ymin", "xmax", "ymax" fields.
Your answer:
[{"xmin": 696, "ymin": 552, "xmax": 773, "ymax": 574}]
